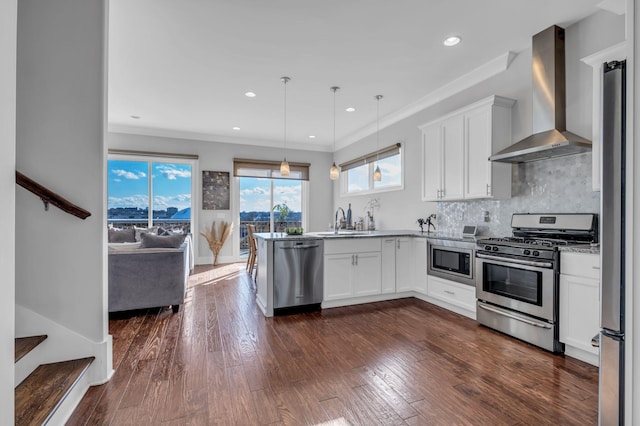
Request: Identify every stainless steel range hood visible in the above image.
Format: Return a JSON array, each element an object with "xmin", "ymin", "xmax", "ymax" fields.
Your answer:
[{"xmin": 490, "ymin": 25, "xmax": 591, "ymax": 163}]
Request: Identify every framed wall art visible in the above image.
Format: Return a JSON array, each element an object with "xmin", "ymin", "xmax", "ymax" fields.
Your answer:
[{"xmin": 202, "ymin": 171, "xmax": 230, "ymax": 210}]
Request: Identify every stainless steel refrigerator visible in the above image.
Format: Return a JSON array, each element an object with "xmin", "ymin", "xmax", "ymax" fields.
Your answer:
[{"xmin": 599, "ymin": 59, "xmax": 626, "ymax": 425}]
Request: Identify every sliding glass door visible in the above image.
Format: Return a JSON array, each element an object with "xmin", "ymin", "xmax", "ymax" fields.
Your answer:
[{"xmin": 238, "ymin": 177, "xmax": 303, "ymax": 254}]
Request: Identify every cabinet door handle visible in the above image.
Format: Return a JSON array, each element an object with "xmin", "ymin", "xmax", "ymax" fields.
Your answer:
[
  {"xmin": 351, "ymin": 254, "xmax": 355, "ymax": 265},
  {"xmin": 444, "ymin": 290, "xmax": 455, "ymax": 295},
  {"xmin": 355, "ymin": 254, "xmax": 358, "ymax": 265},
  {"xmin": 486, "ymin": 183, "xmax": 491, "ymax": 196},
  {"xmin": 397, "ymin": 240, "xmax": 400, "ymax": 249},
  {"xmin": 592, "ymin": 266, "xmax": 601, "ymax": 270}
]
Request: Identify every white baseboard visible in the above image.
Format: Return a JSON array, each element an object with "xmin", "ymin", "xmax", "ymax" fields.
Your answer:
[
  {"xmin": 413, "ymin": 293, "xmax": 477, "ymax": 320},
  {"xmin": 195, "ymin": 255, "xmax": 236, "ymax": 266},
  {"xmin": 564, "ymin": 345, "xmax": 599, "ymax": 367}
]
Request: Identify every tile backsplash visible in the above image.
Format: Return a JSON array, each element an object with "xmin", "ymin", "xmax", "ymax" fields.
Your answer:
[{"xmin": 436, "ymin": 153, "xmax": 599, "ymax": 236}]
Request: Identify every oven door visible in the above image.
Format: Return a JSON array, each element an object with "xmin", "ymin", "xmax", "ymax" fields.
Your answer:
[{"xmin": 475, "ymin": 252, "xmax": 555, "ymax": 321}]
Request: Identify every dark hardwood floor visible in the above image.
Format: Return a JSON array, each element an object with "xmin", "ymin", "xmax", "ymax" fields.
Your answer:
[{"xmin": 68, "ymin": 263, "xmax": 598, "ymax": 425}]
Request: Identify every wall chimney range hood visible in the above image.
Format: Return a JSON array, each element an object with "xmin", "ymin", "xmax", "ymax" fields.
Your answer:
[{"xmin": 490, "ymin": 25, "xmax": 591, "ymax": 163}]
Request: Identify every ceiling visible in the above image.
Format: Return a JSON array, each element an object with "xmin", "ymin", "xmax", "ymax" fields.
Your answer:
[{"xmin": 108, "ymin": 0, "xmax": 604, "ymax": 152}]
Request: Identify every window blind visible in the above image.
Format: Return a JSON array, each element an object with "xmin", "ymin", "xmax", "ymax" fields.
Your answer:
[
  {"xmin": 108, "ymin": 149, "xmax": 199, "ymax": 160},
  {"xmin": 233, "ymin": 158, "xmax": 310, "ymax": 181},
  {"xmin": 339, "ymin": 143, "xmax": 401, "ymax": 172}
]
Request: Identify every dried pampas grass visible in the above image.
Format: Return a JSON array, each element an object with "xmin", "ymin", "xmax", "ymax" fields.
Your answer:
[{"xmin": 200, "ymin": 220, "xmax": 234, "ymax": 265}]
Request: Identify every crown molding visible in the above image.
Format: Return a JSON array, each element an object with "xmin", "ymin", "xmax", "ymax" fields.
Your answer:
[
  {"xmin": 110, "ymin": 50, "xmax": 516, "ymax": 154},
  {"xmin": 337, "ymin": 50, "xmax": 517, "ymax": 150},
  {"xmin": 108, "ymin": 123, "xmax": 333, "ymax": 153}
]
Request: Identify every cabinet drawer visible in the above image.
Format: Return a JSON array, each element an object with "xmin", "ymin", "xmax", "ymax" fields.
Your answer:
[
  {"xmin": 324, "ymin": 238, "xmax": 381, "ymax": 255},
  {"xmin": 427, "ymin": 276, "xmax": 476, "ymax": 311},
  {"xmin": 560, "ymin": 252, "xmax": 600, "ymax": 279}
]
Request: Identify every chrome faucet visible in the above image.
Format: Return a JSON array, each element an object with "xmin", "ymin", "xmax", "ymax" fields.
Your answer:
[{"xmin": 335, "ymin": 207, "xmax": 346, "ymax": 233}]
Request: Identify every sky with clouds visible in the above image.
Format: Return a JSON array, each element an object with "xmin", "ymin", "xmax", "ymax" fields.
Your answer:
[
  {"xmin": 239, "ymin": 177, "xmax": 301, "ymax": 213},
  {"xmin": 108, "ymin": 160, "xmax": 303, "ymax": 215},
  {"xmin": 108, "ymin": 160, "xmax": 192, "ymax": 211}
]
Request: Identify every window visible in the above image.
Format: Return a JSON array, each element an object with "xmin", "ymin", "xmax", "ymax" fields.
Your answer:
[
  {"xmin": 341, "ymin": 143, "xmax": 403, "ymax": 194},
  {"xmin": 235, "ymin": 158, "xmax": 308, "ymax": 254},
  {"xmin": 107, "ymin": 152, "xmax": 196, "ymax": 233}
]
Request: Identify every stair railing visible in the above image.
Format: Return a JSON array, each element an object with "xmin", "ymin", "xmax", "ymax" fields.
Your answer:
[{"xmin": 16, "ymin": 171, "xmax": 91, "ymax": 219}]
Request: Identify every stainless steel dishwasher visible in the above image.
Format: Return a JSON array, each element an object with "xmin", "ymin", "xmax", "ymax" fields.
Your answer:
[{"xmin": 273, "ymin": 239, "xmax": 323, "ymax": 313}]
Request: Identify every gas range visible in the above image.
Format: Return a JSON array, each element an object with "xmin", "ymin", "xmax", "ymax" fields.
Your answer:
[
  {"xmin": 474, "ymin": 213, "xmax": 598, "ymax": 353},
  {"xmin": 476, "ymin": 237, "xmax": 562, "ymax": 260},
  {"xmin": 476, "ymin": 213, "xmax": 599, "ymax": 260}
]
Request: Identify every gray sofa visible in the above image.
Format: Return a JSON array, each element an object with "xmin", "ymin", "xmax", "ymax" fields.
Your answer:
[{"xmin": 108, "ymin": 236, "xmax": 193, "ymax": 313}]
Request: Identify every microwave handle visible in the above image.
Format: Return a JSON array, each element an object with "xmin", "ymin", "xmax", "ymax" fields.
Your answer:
[{"xmin": 476, "ymin": 252, "xmax": 553, "ymax": 269}]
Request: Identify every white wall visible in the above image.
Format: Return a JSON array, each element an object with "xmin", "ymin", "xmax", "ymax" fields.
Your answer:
[
  {"xmin": 108, "ymin": 132, "xmax": 335, "ymax": 263},
  {"xmin": 333, "ymin": 10, "xmax": 625, "ymax": 232},
  {"xmin": 0, "ymin": 0, "xmax": 17, "ymax": 423},
  {"xmin": 15, "ymin": 0, "xmax": 108, "ymax": 346}
]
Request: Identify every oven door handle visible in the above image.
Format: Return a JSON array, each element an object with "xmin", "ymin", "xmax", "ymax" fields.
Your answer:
[
  {"xmin": 475, "ymin": 253, "xmax": 553, "ymax": 268},
  {"xmin": 478, "ymin": 303, "xmax": 552, "ymax": 329}
]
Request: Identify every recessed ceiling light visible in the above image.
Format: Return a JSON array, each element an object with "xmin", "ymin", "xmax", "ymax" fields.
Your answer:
[
  {"xmin": 443, "ymin": 35, "xmax": 462, "ymax": 47},
  {"xmin": 245, "ymin": 91, "xmax": 256, "ymax": 98},
  {"xmin": 130, "ymin": 115, "xmax": 140, "ymax": 119},
  {"xmin": 345, "ymin": 107, "xmax": 355, "ymax": 112},
  {"xmin": 308, "ymin": 135, "xmax": 316, "ymax": 139},
  {"xmin": 232, "ymin": 126, "xmax": 241, "ymax": 130}
]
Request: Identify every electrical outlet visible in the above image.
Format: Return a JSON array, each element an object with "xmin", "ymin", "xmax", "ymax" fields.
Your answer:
[{"xmin": 483, "ymin": 211, "xmax": 490, "ymax": 222}]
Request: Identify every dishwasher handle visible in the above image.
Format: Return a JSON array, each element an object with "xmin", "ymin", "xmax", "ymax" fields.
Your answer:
[{"xmin": 279, "ymin": 244, "xmax": 320, "ymax": 250}]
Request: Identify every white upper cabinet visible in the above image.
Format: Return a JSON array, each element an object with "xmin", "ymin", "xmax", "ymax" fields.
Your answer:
[
  {"xmin": 420, "ymin": 95, "xmax": 515, "ymax": 202},
  {"xmin": 441, "ymin": 115, "xmax": 465, "ymax": 200},
  {"xmin": 422, "ymin": 123, "xmax": 442, "ymax": 201}
]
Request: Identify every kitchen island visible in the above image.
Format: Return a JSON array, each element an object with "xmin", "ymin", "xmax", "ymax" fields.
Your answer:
[{"xmin": 254, "ymin": 230, "xmax": 476, "ymax": 317}]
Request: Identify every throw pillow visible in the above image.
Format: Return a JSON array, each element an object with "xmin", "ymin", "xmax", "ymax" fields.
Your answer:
[
  {"xmin": 157, "ymin": 227, "xmax": 172, "ymax": 236},
  {"xmin": 134, "ymin": 226, "xmax": 159, "ymax": 242},
  {"xmin": 139, "ymin": 233, "xmax": 186, "ymax": 249},
  {"xmin": 108, "ymin": 227, "xmax": 136, "ymax": 243}
]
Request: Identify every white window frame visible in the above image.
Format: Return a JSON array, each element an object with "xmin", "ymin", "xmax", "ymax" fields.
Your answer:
[
  {"xmin": 340, "ymin": 147, "xmax": 404, "ymax": 196},
  {"xmin": 107, "ymin": 153, "xmax": 198, "ymax": 236},
  {"xmin": 234, "ymin": 176, "xmax": 308, "ymax": 257}
]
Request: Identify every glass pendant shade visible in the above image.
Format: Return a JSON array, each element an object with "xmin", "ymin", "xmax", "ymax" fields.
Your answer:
[
  {"xmin": 330, "ymin": 162, "xmax": 339, "ymax": 180},
  {"xmin": 280, "ymin": 158, "xmax": 290, "ymax": 176},
  {"xmin": 373, "ymin": 165, "xmax": 382, "ymax": 181}
]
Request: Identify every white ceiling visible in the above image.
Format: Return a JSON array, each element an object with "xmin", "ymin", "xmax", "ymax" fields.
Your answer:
[{"xmin": 108, "ymin": 0, "xmax": 603, "ymax": 152}]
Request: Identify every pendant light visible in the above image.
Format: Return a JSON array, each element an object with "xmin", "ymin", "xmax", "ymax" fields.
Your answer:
[
  {"xmin": 373, "ymin": 95, "xmax": 383, "ymax": 182},
  {"xmin": 329, "ymin": 86, "xmax": 340, "ymax": 180},
  {"xmin": 280, "ymin": 76, "xmax": 291, "ymax": 176}
]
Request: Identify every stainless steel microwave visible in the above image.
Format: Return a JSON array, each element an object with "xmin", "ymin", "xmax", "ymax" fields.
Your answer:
[{"xmin": 427, "ymin": 240, "xmax": 475, "ymax": 287}]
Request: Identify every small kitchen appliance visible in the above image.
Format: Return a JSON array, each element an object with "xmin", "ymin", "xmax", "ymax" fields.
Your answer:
[{"xmin": 475, "ymin": 213, "xmax": 598, "ymax": 353}]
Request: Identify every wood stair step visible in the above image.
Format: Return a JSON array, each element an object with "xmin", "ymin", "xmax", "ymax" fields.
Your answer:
[
  {"xmin": 15, "ymin": 357, "xmax": 94, "ymax": 426},
  {"xmin": 15, "ymin": 335, "xmax": 48, "ymax": 363}
]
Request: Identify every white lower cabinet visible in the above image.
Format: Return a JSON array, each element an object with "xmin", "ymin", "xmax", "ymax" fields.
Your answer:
[
  {"xmin": 412, "ymin": 238, "xmax": 427, "ymax": 294},
  {"xmin": 427, "ymin": 275, "xmax": 476, "ymax": 316},
  {"xmin": 324, "ymin": 239, "xmax": 382, "ymax": 301},
  {"xmin": 559, "ymin": 252, "xmax": 600, "ymax": 366},
  {"xmin": 381, "ymin": 237, "xmax": 413, "ymax": 293}
]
